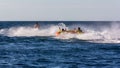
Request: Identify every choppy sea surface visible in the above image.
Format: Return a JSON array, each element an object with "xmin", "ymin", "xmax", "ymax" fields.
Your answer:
[{"xmin": 0, "ymin": 21, "xmax": 120, "ymax": 68}]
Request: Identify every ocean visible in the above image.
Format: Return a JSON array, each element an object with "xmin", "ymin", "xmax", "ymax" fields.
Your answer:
[{"xmin": 0, "ymin": 21, "xmax": 120, "ymax": 68}]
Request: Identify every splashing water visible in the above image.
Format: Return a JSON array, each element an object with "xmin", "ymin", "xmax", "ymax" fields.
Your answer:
[
  {"xmin": 77, "ymin": 22, "xmax": 120, "ymax": 43},
  {"xmin": 0, "ymin": 25, "xmax": 58, "ymax": 37},
  {"xmin": 0, "ymin": 22, "xmax": 120, "ymax": 43},
  {"xmin": 58, "ymin": 23, "xmax": 69, "ymax": 30}
]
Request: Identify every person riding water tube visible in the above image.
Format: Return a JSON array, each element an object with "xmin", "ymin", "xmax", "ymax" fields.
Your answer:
[
  {"xmin": 56, "ymin": 27, "xmax": 63, "ymax": 36},
  {"xmin": 77, "ymin": 27, "xmax": 83, "ymax": 34}
]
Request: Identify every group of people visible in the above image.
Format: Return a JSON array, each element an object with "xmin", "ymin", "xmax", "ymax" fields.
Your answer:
[
  {"xmin": 34, "ymin": 22, "xmax": 83, "ymax": 36},
  {"xmin": 57, "ymin": 27, "xmax": 83, "ymax": 34}
]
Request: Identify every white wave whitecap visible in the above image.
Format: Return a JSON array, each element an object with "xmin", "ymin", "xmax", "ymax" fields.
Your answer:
[{"xmin": 0, "ymin": 22, "xmax": 120, "ymax": 43}]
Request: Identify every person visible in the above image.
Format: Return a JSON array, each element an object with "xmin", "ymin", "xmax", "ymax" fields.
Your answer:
[
  {"xmin": 77, "ymin": 27, "xmax": 83, "ymax": 33},
  {"xmin": 57, "ymin": 27, "xmax": 62, "ymax": 34},
  {"xmin": 62, "ymin": 29, "xmax": 65, "ymax": 32},
  {"xmin": 58, "ymin": 27, "xmax": 62, "ymax": 32},
  {"xmin": 56, "ymin": 27, "xmax": 63, "ymax": 36},
  {"xmin": 34, "ymin": 22, "xmax": 40, "ymax": 29}
]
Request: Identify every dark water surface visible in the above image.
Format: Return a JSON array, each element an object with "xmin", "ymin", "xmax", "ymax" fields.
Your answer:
[{"xmin": 0, "ymin": 21, "xmax": 120, "ymax": 68}]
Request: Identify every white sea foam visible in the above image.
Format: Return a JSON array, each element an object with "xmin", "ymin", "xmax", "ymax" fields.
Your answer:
[
  {"xmin": 0, "ymin": 22, "xmax": 120, "ymax": 43},
  {"xmin": 55, "ymin": 22, "xmax": 120, "ymax": 43},
  {"xmin": 0, "ymin": 25, "xmax": 58, "ymax": 37}
]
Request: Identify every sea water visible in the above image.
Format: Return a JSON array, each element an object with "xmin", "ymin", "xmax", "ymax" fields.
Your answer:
[{"xmin": 0, "ymin": 21, "xmax": 120, "ymax": 68}]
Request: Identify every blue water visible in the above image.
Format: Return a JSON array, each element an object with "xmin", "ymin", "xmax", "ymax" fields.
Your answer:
[{"xmin": 0, "ymin": 21, "xmax": 120, "ymax": 68}]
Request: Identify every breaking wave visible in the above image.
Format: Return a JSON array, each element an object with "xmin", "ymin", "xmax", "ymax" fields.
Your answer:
[{"xmin": 0, "ymin": 22, "xmax": 120, "ymax": 43}]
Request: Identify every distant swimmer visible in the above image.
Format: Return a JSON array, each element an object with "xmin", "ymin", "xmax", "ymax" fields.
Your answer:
[{"xmin": 34, "ymin": 22, "xmax": 40, "ymax": 29}]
